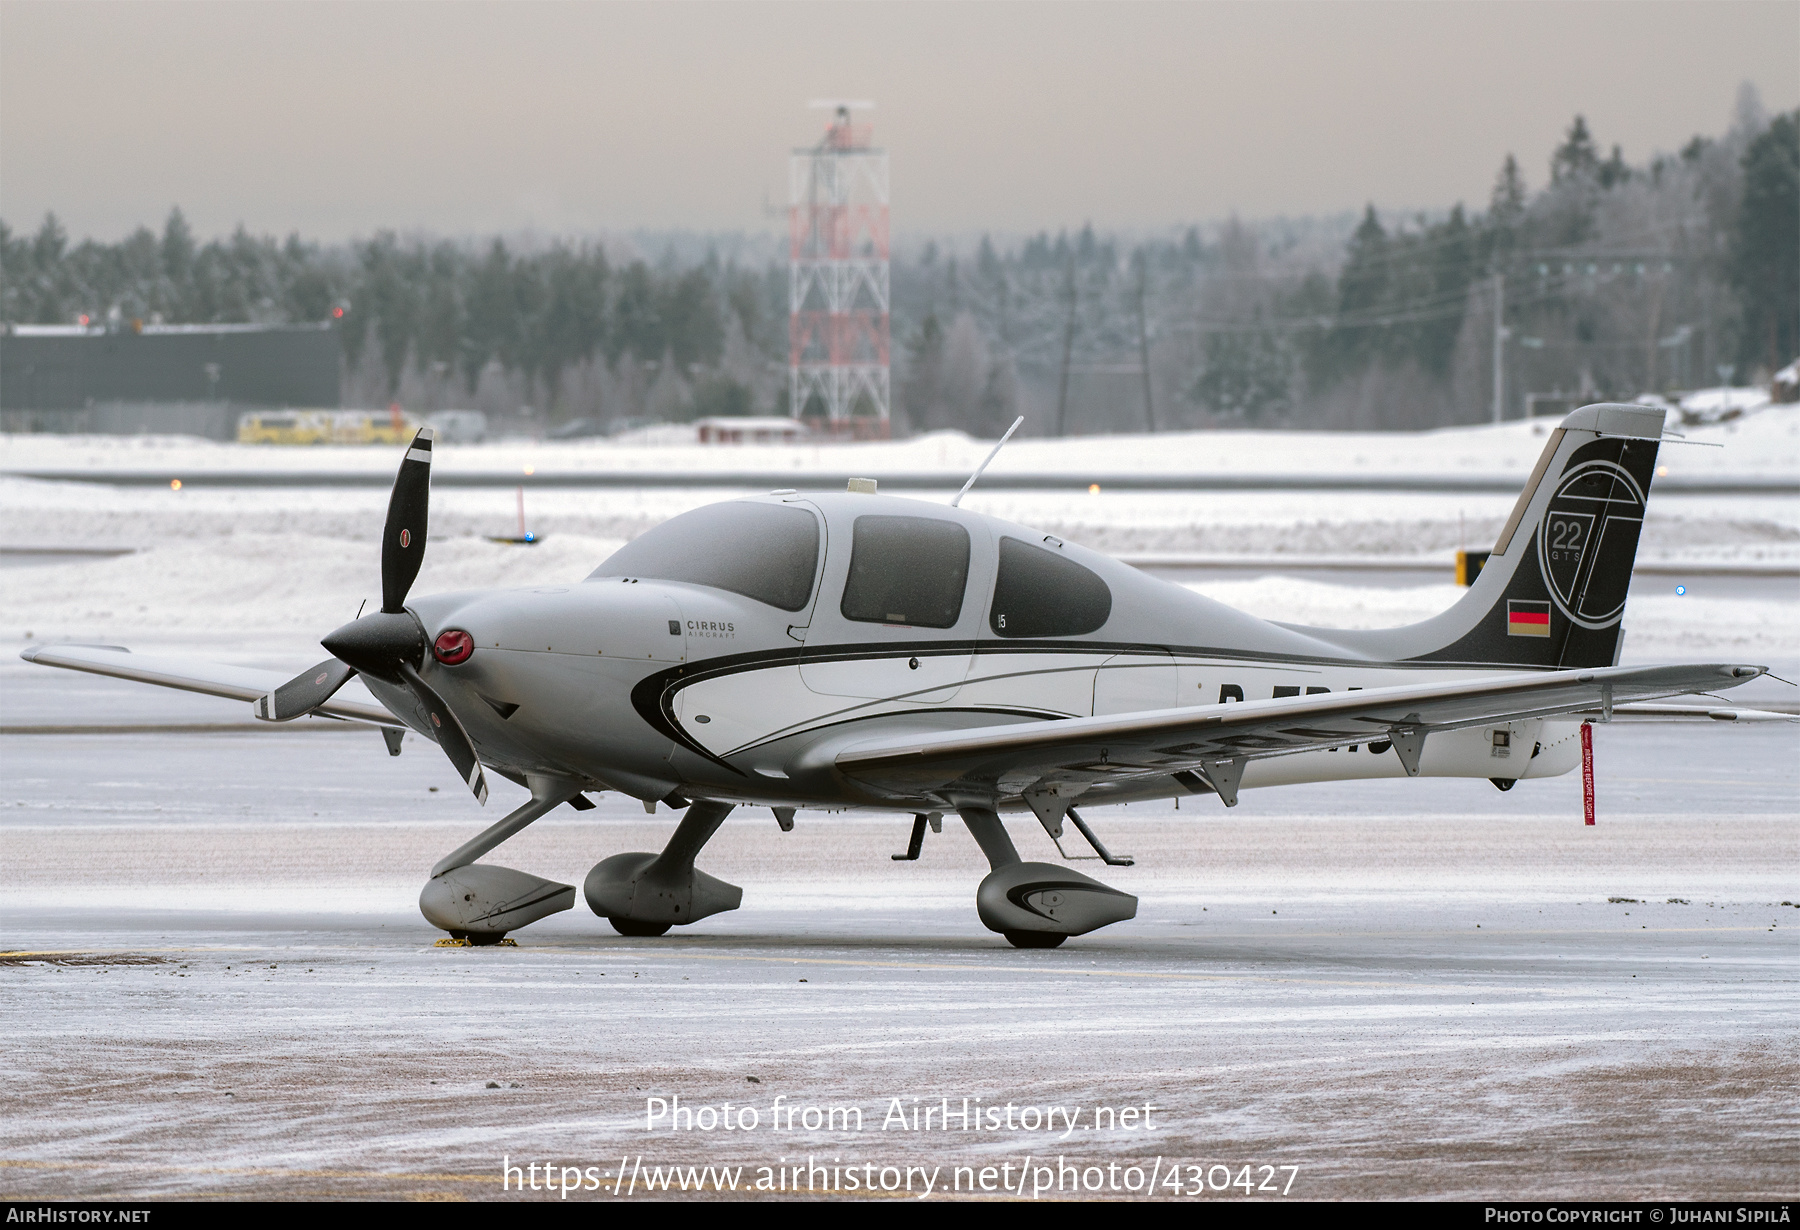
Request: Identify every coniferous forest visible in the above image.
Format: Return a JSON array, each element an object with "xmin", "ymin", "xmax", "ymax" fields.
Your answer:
[{"xmin": 3, "ymin": 97, "xmax": 1795, "ymax": 435}]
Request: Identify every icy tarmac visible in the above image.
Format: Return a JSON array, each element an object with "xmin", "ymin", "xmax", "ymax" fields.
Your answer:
[
  {"xmin": 1, "ymin": 669, "xmax": 1795, "ymax": 1201},
  {"xmin": 2, "ymin": 407, "xmax": 1797, "ymax": 1198}
]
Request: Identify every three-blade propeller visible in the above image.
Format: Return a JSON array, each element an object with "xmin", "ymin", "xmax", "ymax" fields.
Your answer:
[{"xmin": 255, "ymin": 427, "xmax": 489, "ymax": 804}]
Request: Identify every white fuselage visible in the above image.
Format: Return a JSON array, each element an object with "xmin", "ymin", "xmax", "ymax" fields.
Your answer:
[
  {"xmin": 669, "ymin": 647, "xmax": 1579, "ymax": 797},
  {"xmin": 406, "ymin": 487, "xmax": 1585, "ymax": 814}
]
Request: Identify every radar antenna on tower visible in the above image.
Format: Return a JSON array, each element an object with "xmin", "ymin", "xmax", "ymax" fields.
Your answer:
[{"xmin": 789, "ymin": 100, "xmax": 890, "ymax": 436}]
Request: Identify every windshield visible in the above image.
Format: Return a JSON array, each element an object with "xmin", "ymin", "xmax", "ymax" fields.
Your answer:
[{"xmin": 588, "ymin": 501, "xmax": 820, "ymax": 612}]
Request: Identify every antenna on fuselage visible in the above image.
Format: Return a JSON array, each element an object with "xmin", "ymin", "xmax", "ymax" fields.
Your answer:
[{"xmin": 949, "ymin": 415, "xmax": 1025, "ymax": 508}]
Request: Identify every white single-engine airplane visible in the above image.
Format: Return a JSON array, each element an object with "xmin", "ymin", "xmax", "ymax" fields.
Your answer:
[{"xmin": 23, "ymin": 403, "xmax": 1774, "ymax": 947}]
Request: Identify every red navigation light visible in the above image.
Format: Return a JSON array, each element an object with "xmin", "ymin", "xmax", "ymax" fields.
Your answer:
[
  {"xmin": 332, "ymin": 306, "xmax": 345, "ymax": 318},
  {"xmin": 78, "ymin": 314, "xmax": 91, "ymax": 326},
  {"xmin": 433, "ymin": 629, "xmax": 474, "ymax": 666}
]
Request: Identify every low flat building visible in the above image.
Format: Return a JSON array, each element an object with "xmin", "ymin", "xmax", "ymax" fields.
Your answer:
[
  {"xmin": 695, "ymin": 415, "xmax": 811, "ymax": 444},
  {"xmin": 0, "ymin": 321, "xmax": 341, "ymax": 438}
]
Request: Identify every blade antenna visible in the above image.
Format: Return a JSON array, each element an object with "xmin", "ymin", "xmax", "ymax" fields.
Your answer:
[{"xmin": 950, "ymin": 416, "xmax": 1024, "ymax": 508}]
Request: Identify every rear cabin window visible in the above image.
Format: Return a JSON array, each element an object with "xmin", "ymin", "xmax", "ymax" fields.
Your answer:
[
  {"xmin": 840, "ymin": 515, "xmax": 970, "ymax": 628},
  {"xmin": 589, "ymin": 501, "xmax": 820, "ymax": 611},
  {"xmin": 989, "ymin": 536, "xmax": 1112, "ymax": 638}
]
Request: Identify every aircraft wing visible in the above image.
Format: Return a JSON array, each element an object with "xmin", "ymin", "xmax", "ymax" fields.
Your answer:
[
  {"xmin": 19, "ymin": 643, "xmax": 403, "ymax": 727},
  {"xmin": 833, "ymin": 662, "xmax": 1769, "ymax": 801}
]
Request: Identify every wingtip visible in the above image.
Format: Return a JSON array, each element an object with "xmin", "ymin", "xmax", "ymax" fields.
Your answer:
[{"xmin": 18, "ymin": 642, "xmax": 132, "ymax": 663}]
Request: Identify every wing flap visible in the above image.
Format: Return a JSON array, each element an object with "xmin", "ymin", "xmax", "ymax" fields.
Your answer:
[
  {"xmin": 20, "ymin": 644, "xmax": 402, "ymax": 727},
  {"xmin": 834, "ymin": 662, "xmax": 1766, "ymax": 794},
  {"xmin": 1590, "ymin": 702, "xmax": 1797, "ymax": 723}
]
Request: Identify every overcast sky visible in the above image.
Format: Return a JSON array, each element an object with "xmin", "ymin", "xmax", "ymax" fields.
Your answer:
[{"xmin": 3, "ymin": 1, "xmax": 1795, "ymax": 244}]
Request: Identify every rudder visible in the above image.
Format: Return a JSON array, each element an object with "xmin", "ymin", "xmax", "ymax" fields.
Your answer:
[{"xmin": 1296, "ymin": 403, "xmax": 1666, "ymax": 670}]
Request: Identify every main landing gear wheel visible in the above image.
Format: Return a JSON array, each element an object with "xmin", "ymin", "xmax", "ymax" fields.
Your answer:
[
  {"xmin": 608, "ymin": 917, "xmax": 672, "ymax": 938},
  {"xmin": 958, "ymin": 807, "xmax": 1139, "ymax": 949},
  {"xmin": 584, "ymin": 802, "xmax": 744, "ymax": 937}
]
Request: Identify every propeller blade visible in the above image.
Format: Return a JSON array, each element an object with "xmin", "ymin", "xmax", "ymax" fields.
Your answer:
[
  {"xmin": 397, "ymin": 661, "xmax": 489, "ymax": 805},
  {"xmin": 254, "ymin": 658, "xmax": 356, "ymax": 722},
  {"xmin": 381, "ymin": 426, "xmax": 434, "ymax": 614}
]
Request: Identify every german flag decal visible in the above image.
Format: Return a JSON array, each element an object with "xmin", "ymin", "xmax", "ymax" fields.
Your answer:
[{"xmin": 1507, "ymin": 600, "xmax": 1552, "ymax": 637}]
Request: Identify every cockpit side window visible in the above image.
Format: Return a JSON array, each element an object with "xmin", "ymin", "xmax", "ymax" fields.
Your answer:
[
  {"xmin": 989, "ymin": 536, "xmax": 1111, "ymax": 638},
  {"xmin": 589, "ymin": 501, "xmax": 820, "ymax": 612},
  {"xmin": 840, "ymin": 515, "xmax": 970, "ymax": 628}
]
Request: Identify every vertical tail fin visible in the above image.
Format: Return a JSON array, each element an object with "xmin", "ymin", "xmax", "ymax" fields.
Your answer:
[
  {"xmin": 1423, "ymin": 402, "xmax": 1663, "ymax": 668},
  {"xmin": 1320, "ymin": 404, "xmax": 1665, "ymax": 669}
]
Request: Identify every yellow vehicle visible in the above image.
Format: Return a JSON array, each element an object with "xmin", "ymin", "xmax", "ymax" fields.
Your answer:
[
  {"xmin": 237, "ymin": 410, "xmax": 333, "ymax": 444},
  {"xmin": 340, "ymin": 407, "xmax": 424, "ymax": 445},
  {"xmin": 238, "ymin": 408, "xmax": 422, "ymax": 445}
]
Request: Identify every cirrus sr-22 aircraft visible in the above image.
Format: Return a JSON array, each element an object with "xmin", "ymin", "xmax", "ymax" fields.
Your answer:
[{"xmin": 23, "ymin": 403, "xmax": 1775, "ymax": 947}]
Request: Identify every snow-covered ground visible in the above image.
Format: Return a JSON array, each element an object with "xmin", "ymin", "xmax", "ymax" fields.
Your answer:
[
  {"xmin": 6, "ymin": 478, "xmax": 1797, "ymax": 562},
  {"xmin": 2, "ymin": 410, "xmax": 1794, "ymax": 675},
  {"xmin": 4, "ymin": 404, "xmax": 1798, "ymax": 480}
]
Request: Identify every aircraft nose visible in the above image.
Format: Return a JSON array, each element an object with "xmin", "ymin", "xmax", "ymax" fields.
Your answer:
[
  {"xmin": 320, "ymin": 611, "xmax": 425, "ymax": 679},
  {"xmin": 429, "ymin": 584, "xmax": 685, "ymax": 662}
]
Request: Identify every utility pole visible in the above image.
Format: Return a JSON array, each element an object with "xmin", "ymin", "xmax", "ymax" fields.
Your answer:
[
  {"xmin": 995, "ymin": 273, "xmax": 1011, "ymax": 355},
  {"xmin": 1054, "ymin": 257, "xmax": 1078, "ymax": 437},
  {"xmin": 1135, "ymin": 251, "xmax": 1157, "ymax": 434},
  {"xmin": 1491, "ymin": 273, "xmax": 1507, "ymax": 424}
]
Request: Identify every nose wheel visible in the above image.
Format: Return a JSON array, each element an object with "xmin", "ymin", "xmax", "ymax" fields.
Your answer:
[
  {"xmin": 607, "ymin": 918, "xmax": 673, "ymax": 938},
  {"xmin": 1002, "ymin": 930, "xmax": 1067, "ymax": 949}
]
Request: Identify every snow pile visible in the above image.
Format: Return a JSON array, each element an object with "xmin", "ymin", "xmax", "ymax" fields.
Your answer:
[
  {"xmin": 2, "ymin": 471, "xmax": 1794, "ymax": 565},
  {"xmin": 1, "ymin": 531, "xmax": 617, "ymax": 639},
  {"xmin": 3, "ymin": 410, "xmax": 1794, "ymax": 577},
  {"xmin": 1640, "ymin": 384, "xmax": 1775, "ymax": 424},
  {"xmin": 5, "ymin": 403, "xmax": 1797, "ymax": 480}
]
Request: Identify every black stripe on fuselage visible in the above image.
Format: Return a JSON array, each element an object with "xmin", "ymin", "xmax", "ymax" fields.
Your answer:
[
  {"xmin": 727, "ymin": 705, "xmax": 1068, "ymax": 766},
  {"xmin": 629, "ymin": 637, "xmax": 1544, "ymax": 776},
  {"xmin": 670, "ymin": 637, "xmax": 1561, "ymax": 679},
  {"xmin": 718, "ymin": 703, "xmax": 1075, "ymax": 761}
]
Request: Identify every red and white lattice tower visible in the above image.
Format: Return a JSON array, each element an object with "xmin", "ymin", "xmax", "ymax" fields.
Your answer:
[{"xmin": 789, "ymin": 101, "xmax": 889, "ymax": 425}]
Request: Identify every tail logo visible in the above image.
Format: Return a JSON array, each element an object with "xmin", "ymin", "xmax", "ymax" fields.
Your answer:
[{"xmin": 1536, "ymin": 460, "xmax": 1645, "ymax": 630}]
